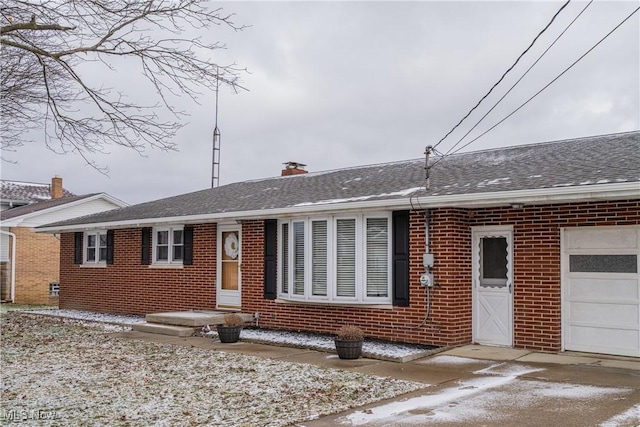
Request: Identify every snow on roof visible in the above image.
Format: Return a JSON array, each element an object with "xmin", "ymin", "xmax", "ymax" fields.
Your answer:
[{"xmin": 0, "ymin": 179, "xmax": 75, "ymax": 204}]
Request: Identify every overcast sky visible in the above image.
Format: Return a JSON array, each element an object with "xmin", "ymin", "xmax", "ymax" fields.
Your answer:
[{"xmin": 2, "ymin": 1, "xmax": 638, "ymax": 205}]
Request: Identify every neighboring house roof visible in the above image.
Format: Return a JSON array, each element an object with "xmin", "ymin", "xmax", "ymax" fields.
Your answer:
[
  {"xmin": 2, "ymin": 193, "xmax": 128, "ymax": 228},
  {"xmin": 38, "ymin": 131, "xmax": 640, "ymax": 232},
  {"xmin": 0, "ymin": 180, "xmax": 75, "ymax": 205}
]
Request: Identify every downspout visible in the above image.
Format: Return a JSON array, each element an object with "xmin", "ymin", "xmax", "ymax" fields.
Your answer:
[{"xmin": 1, "ymin": 230, "xmax": 17, "ymax": 303}]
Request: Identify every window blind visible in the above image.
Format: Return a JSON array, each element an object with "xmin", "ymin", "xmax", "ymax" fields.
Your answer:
[
  {"xmin": 312, "ymin": 220, "xmax": 328, "ymax": 296},
  {"xmin": 366, "ymin": 217, "xmax": 388, "ymax": 297},
  {"xmin": 336, "ymin": 219, "xmax": 356, "ymax": 297}
]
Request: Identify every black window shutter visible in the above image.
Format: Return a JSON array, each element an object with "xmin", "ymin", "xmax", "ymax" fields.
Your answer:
[
  {"xmin": 74, "ymin": 232, "xmax": 83, "ymax": 264},
  {"xmin": 183, "ymin": 226, "xmax": 194, "ymax": 265},
  {"xmin": 263, "ymin": 219, "xmax": 277, "ymax": 299},
  {"xmin": 392, "ymin": 210, "xmax": 410, "ymax": 306},
  {"xmin": 141, "ymin": 227, "xmax": 151, "ymax": 265},
  {"xmin": 106, "ymin": 230, "xmax": 115, "ymax": 265}
]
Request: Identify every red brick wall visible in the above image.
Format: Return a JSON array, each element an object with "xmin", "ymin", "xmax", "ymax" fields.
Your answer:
[
  {"xmin": 60, "ymin": 224, "xmax": 218, "ymax": 315},
  {"xmin": 468, "ymin": 199, "xmax": 640, "ymax": 352},
  {"xmin": 59, "ymin": 200, "xmax": 640, "ymax": 351},
  {"xmin": 238, "ymin": 211, "xmax": 471, "ymax": 347}
]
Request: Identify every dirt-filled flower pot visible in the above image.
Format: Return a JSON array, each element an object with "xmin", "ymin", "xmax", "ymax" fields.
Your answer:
[
  {"xmin": 334, "ymin": 338, "xmax": 363, "ymax": 359},
  {"xmin": 216, "ymin": 325, "xmax": 242, "ymax": 343}
]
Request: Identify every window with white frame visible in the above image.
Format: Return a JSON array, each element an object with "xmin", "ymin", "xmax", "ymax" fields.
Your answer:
[
  {"xmin": 85, "ymin": 231, "xmax": 107, "ymax": 264},
  {"xmin": 153, "ymin": 226, "xmax": 184, "ymax": 264},
  {"xmin": 278, "ymin": 213, "xmax": 391, "ymax": 304}
]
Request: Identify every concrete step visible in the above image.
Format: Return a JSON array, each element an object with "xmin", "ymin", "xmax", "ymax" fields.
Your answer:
[
  {"xmin": 132, "ymin": 322, "xmax": 196, "ymax": 337},
  {"xmin": 145, "ymin": 311, "xmax": 253, "ymax": 327}
]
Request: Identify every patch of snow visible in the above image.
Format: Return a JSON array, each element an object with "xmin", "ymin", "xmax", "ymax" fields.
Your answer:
[
  {"xmin": 26, "ymin": 309, "xmax": 145, "ymax": 326},
  {"xmin": 528, "ymin": 175, "xmax": 542, "ymax": 178},
  {"xmin": 424, "ymin": 355, "xmax": 489, "ymax": 365},
  {"xmin": 580, "ymin": 180, "xmax": 594, "ymax": 185},
  {"xmin": 534, "ymin": 383, "xmax": 625, "ymax": 399},
  {"xmin": 553, "ymin": 183, "xmax": 575, "ymax": 187},
  {"xmin": 474, "ymin": 362, "xmax": 544, "ymax": 377},
  {"xmin": 596, "ymin": 179, "xmax": 611, "ymax": 184},
  {"xmin": 476, "ymin": 177, "xmax": 510, "ymax": 188},
  {"xmin": 293, "ymin": 187, "xmax": 423, "ymax": 207},
  {"xmin": 240, "ymin": 329, "xmax": 434, "ymax": 360},
  {"xmin": 600, "ymin": 403, "xmax": 640, "ymax": 427}
]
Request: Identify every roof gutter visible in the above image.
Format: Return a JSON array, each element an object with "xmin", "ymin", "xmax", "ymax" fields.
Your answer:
[{"xmin": 36, "ymin": 182, "xmax": 640, "ymax": 233}]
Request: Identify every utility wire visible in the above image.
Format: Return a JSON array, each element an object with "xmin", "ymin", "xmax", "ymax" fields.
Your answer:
[
  {"xmin": 439, "ymin": 0, "xmax": 594, "ymax": 160},
  {"xmin": 431, "ymin": 0, "xmax": 571, "ymax": 150},
  {"xmin": 434, "ymin": 5, "xmax": 640, "ymax": 164}
]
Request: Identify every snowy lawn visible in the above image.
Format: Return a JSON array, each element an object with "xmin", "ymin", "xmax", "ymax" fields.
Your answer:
[
  {"xmin": 1, "ymin": 312, "xmax": 425, "ymax": 426},
  {"xmin": 26, "ymin": 309, "xmax": 438, "ymax": 361}
]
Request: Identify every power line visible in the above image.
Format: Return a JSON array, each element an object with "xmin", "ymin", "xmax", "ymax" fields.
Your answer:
[
  {"xmin": 440, "ymin": 0, "xmax": 594, "ymax": 159},
  {"xmin": 431, "ymin": 0, "xmax": 571, "ymax": 150},
  {"xmin": 434, "ymin": 5, "xmax": 640, "ymax": 164}
]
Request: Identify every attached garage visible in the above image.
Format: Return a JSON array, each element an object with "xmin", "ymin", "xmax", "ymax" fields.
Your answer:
[{"xmin": 562, "ymin": 226, "xmax": 640, "ymax": 357}]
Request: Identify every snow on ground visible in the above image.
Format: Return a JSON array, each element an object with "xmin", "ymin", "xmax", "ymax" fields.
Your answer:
[
  {"xmin": 25, "ymin": 309, "xmax": 435, "ymax": 361},
  {"xmin": 1, "ymin": 312, "xmax": 425, "ymax": 426},
  {"xmin": 421, "ymin": 355, "xmax": 490, "ymax": 365},
  {"xmin": 341, "ymin": 362, "xmax": 634, "ymax": 426},
  {"xmin": 600, "ymin": 403, "xmax": 640, "ymax": 427},
  {"xmin": 238, "ymin": 328, "xmax": 435, "ymax": 361}
]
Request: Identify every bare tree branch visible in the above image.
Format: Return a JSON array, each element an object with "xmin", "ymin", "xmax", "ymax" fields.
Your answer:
[{"xmin": 0, "ymin": 0, "xmax": 248, "ymax": 172}]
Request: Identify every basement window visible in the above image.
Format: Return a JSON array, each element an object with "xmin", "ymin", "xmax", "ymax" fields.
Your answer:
[{"xmin": 49, "ymin": 282, "xmax": 60, "ymax": 297}]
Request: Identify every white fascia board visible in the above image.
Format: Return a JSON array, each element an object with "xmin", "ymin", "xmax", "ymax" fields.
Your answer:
[
  {"xmin": 5, "ymin": 193, "xmax": 126, "ymax": 227},
  {"xmin": 36, "ymin": 182, "xmax": 639, "ymax": 233}
]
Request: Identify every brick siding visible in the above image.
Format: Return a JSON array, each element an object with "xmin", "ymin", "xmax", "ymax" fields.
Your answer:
[
  {"xmin": 59, "ymin": 199, "xmax": 640, "ymax": 351},
  {"xmin": 12, "ymin": 227, "xmax": 60, "ymax": 305}
]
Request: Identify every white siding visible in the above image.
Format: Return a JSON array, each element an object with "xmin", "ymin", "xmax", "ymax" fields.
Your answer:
[{"xmin": 15, "ymin": 198, "xmax": 121, "ymax": 228}]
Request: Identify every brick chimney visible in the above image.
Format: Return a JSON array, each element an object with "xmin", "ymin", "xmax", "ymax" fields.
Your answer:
[
  {"xmin": 50, "ymin": 176, "xmax": 63, "ymax": 199},
  {"xmin": 281, "ymin": 161, "xmax": 308, "ymax": 176}
]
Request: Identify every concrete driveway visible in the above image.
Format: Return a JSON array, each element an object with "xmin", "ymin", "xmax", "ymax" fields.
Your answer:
[{"xmin": 297, "ymin": 346, "xmax": 640, "ymax": 427}]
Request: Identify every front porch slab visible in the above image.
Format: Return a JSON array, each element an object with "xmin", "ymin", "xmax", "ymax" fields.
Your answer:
[
  {"xmin": 145, "ymin": 311, "xmax": 254, "ymax": 327},
  {"xmin": 132, "ymin": 323, "xmax": 195, "ymax": 337}
]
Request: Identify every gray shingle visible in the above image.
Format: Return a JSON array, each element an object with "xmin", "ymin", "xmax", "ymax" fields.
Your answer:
[
  {"xmin": 0, "ymin": 180, "xmax": 75, "ymax": 204},
  {"xmin": 39, "ymin": 131, "xmax": 640, "ymax": 228}
]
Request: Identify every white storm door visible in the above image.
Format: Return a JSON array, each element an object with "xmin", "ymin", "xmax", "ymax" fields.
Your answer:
[
  {"xmin": 217, "ymin": 226, "xmax": 241, "ymax": 309},
  {"xmin": 473, "ymin": 227, "xmax": 514, "ymax": 347}
]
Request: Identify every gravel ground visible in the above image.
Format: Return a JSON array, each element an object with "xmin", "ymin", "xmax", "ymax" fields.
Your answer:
[{"xmin": 0, "ymin": 312, "xmax": 425, "ymax": 426}]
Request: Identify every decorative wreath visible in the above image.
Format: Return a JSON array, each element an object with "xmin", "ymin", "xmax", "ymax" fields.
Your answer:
[{"xmin": 224, "ymin": 233, "xmax": 239, "ymax": 259}]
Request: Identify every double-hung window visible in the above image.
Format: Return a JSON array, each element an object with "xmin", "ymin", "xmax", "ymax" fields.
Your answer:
[
  {"xmin": 153, "ymin": 227, "xmax": 184, "ymax": 264},
  {"xmin": 278, "ymin": 213, "xmax": 391, "ymax": 304},
  {"xmin": 85, "ymin": 231, "xmax": 107, "ymax": 264}
]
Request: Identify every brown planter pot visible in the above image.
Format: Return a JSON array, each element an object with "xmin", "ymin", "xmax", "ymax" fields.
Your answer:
[
  {"xmin": 216, "ymin": 325, "xmax": 242, "ymax": 343},
  {"xmin": 334, "ymin": 339, "xmax": 363, "ymax": 359}
]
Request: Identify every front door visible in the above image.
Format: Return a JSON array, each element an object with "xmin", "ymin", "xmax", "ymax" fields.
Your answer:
[
  {"xmin": 472, "ymin": 226, "xmax": 513, "ymax": 346},
  {"xmin": 217, "ymin": 226, "xmax": 241, "ymax": 309}
]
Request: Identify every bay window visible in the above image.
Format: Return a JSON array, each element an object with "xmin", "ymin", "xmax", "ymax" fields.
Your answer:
[{"xmin": 278, "ymin": 213, "xmax": 391, "ymax": 304}]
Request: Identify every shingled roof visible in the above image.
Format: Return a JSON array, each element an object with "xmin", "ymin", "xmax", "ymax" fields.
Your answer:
[
  {"xmin": 38, "ymin": 131, "xmax": 640, "ymax": 231},
  {"xmin": 0, "ymin": 179, "xmax": 75, "ymax": 205},
  {"xmin": 0, "ymin": 194, "xmax": 98, "ymax": 221}
]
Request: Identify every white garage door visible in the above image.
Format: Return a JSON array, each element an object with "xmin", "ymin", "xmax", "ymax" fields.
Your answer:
[{"xmin": 563, "ymin": 226, "xmax": 640, "ymax": 357}]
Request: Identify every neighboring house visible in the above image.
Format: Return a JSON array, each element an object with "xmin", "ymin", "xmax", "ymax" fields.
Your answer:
[
  {"xmin": 1, "ymin": 177, "xmax": 127, "ymax": 304},
  {"xmin": 0, "ymin": 176, "xmax": 77, "ymax": 211},
  {"xmin": 38, "ymin": 132, "xmax": 640, "ymax": 357}
]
